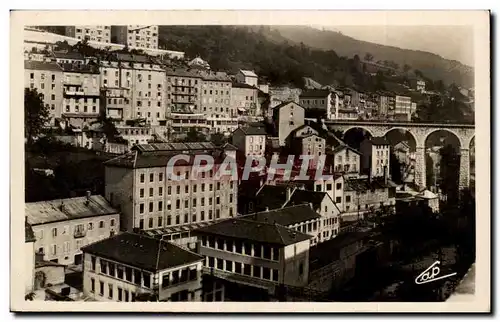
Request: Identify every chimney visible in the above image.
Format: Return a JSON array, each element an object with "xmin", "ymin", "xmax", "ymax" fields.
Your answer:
[
  {"xmin": 59, "ymin": 201, "xmax": 65, "ymax": 211},
  {"xmin": 309, "ymin": 202, "xmax": 314, "ymax": 210},
  {"xmin": 265, "ymin": 207, "xmax": 269, "ymax": 212},
  {"xmin": 86, "ymin": 190, "xmax": 91, "ymax": 201}
]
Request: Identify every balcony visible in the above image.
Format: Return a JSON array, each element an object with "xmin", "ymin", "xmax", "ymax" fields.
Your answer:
[{"xmin": 74, "ymin": 229, "xmax": 86, "ymax": 238}]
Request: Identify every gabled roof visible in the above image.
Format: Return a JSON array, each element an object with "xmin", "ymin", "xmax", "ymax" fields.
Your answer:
[
  {"xmin": 394, "ymin": 140, "xmax": 410, "ymax": 151},
  {"xmin": 24, "ymin": 60, "xmax": 63, "ymax": 72},
  {"xmin": 332, "ymin": 144, "xmax": 362, "ymax": 155},
  {"xmin": 239, "ymin": 70, "xmax": 258, "ymax": 78},
  {"xmin": 25, "ymin": 195, "xmax": 118, "ymax": 226},
  {"xmin": 242, "ymin": 204, "xmax": 321, "ymax": 227},
  {"xmin": 82, "ymin": 232, "xmax": 203, "ymax": 272},
  {"xmin": 284, "ymin": 189, "xmax": 328, "ymax": 210},
  {"xmin": 222, "ymin": 142, "xmax": 238, "ymax": 151},
  {"xmin": 417, "ymin": 190, "xmax": 438, "ymax": 199},
  {"xmin": 344, "ymin": 177, "xmax": 396, "ymax": 192},
  {"xmin": 234, "ymin": 126, "xmax": 267, "ymax": 136},
  {"xmin": 232, "ymin": 82, "xmax": 258, "ymax": 89},
  {"xmin": 255, "ymin": 185, "xmax": 290, "ymax": 210},
  {"xmin": 193, "ymin": 218, "xmax": 312, "ymax": 246},
  {"xmin": 272, "ymin": 101, "xmax": 305, "ymax": 111}
]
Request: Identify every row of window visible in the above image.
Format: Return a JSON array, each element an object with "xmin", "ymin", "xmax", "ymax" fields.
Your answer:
[
  {"xmin": 65, "ymin": 105, "xmax": 97, "ymax": 113},
  {"xmin": 139, "ymin": 183, "xmax": 233, "ymax": 196},
  {"xmin": 38, "ymin": 219, "xmax": 115, "ymax": 239},
  {"xmin": 29, "ymin": 73, "xmax": 56, "ymax": 81},
  {"xmin": 161, "ymin": 266, "xmax": 198, "ymax": 288},
  {"xmin": 138, "ymin": 207, "xmax": 230, "ymax": 229},
  {"xmin": 201, "ymin": 236, "xmax": 280, "ymax": 261},
  {"xmin": 90, "ymin": 278, "xmax": 136, "ymax": 302},
  {"xmin": 139, "ymin": 172, "xmax": 236, "ymax": 187},
  {"xmin": 138, "ymin": 195, "xmax": 232, "ymax": 213},
  {"xmin": 91, "ymin": 257, "xmax": 151, "ymax": 288},
  {"xmin": 206, "ymin": 256, "xmax": 279, "ymax": 282}
]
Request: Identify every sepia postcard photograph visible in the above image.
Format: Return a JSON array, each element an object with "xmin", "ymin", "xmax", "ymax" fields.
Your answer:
[{"xmin": 10, "ymin": 10, "xmax": 490, "ymax": 313}]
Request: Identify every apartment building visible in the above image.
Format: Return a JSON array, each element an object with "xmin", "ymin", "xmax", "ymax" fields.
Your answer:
[
  {"xmin": 200, "ymin": 71, "xmax": 236, "ymax": 133},
  {"xmin": 65, "ymin": 26, "xmax": 111, "ymax": 43},
  {"xmin": 376, "ymin": 92, "xmax": 396, "ymax": 118},
  {"xmin": 394, "ymin": 95, "xmax": 413, "ymax": 118},
  {"xmin": 165, "ymin": 68, "xmax": 202, "ymax": 114},
  {"xmin": 343, "ymin": 176, "xmax": 396, "ymax": 220},
  {"xmin": 100, "ymin": 54, "xmax": 166, "ymax": 125},
  {"xmin": 60, "ymin": 63, "xmax": 101, "ymax": 128},
  {"xmin": 235, "ymin": 69, "xmax": 258, "ymax": 87},
  {"xmin": 299, "ymin": 89, "xmax": 334, "ymax": 119},
  {"xmin": 82, "ymin": 232, "xmax": 204, "ymax": 302},
  {"xmin": 169, "ymin": 112, "xmax": 210, "ymax": 138},
  {"xmin": 103, "ymin": 142, "xmax": 238, "ymax": 233},
  {"xmin": 231, "ymin": 83, "xmax": 260, "ymax": 117},
  {"xmin": 250, "ymin": 186, "xmax": 340, "ymax": 243},
  {"xmin": 231, "ymin": 125, "xmax": 267, "ymax": 157},
  {"xmin": 193, "ymin": 217, "xmax": 312, "ymax": 295},
  {"xmin": 25, "ymin": 194, "xmax": 120, "ymax": 266},
  {"xmin": 272, "ymin": 101, "xmax": 305, "ymax": 146},
  {"xmin": 288, "ymin": 125, "xmax": 325, "ymax": 166},
  {"xmin": 112, "ymin": 25, "xmax": 159, "ymax": 49},
  {"xmin": 360, "ymin": 136, "xmax": 391, "ymax": 178},
  {"xmin": 116, "ymin": 125, "xmax": 153, "ymax": 148},
  {"xmin": 240, "ymin": 205, "xmax": 321, "ymax": 245},
  {"xmin": 24, "ymin": 60, "xmax": 64, "ymax": 124},
  {"xmin": 102, "ymin": 87, "xmax": 132, "ymax": 121},
  {"xmin": 329, "ymin": 144, "xmax": 362, "ymax": 178}
]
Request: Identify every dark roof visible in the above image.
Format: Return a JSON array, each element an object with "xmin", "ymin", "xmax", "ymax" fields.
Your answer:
[
  {"xmin": 285, "ymin": 190, "xmax": 328, "ymax": 210},
  {"xmin": 222, "ymin": 142, "xmax": 238, "ymax": 151},
  {"xmin": 255, "ymin": 185, "xmax": 290, "ymax": 210},
  {"xmin": 165, "ymin": 67, "xmax": 202, "ymax": 78},
  {"xmin": 82, "ymin": 232, "xmax": 203, "ymax": 272},
  {"xmin": 59, "ymin": 63, "xmax": 100, "ymax": 74},
  {"xmin": 370, "ymin": 136, "xmax": 390, "ymax": 146},
  {"xmin": 344, "ymin": 177, "xmax": 395, "ymax": 192},
  {"xmin": 236, "ymin": 126, "xmax": 267, "ymax": 136},
  {"xmin": 25, "ymin": 221, "xmax": 36, "ymax": 243},
  {"xmin": 115, "ymin": 53, "xmax": 153, "ymax": 64},
  {"xmin": 232, "ymin": 82, "xmax": 258, "ymax": 90},
  {"xmin": 299, "ymin": 89, "xmax": 331, "ymax": 98},
  {"xmin": 35, "ymin": 259, "xmax": 66, "ymax": 268},
  {"xmin": 242, "ymin": 204, "xmax": 321, "ymax": 227},
  {"xmin": 193, "ymin": 218, "xmax": 312, "ymax": 246},
  {"xmin": 24, "ymin": 60, "xmax": 63, "ymax": 72},
  {"xmin": 53, "ymin": 51, "xmax": 85, "ymax": 60}
]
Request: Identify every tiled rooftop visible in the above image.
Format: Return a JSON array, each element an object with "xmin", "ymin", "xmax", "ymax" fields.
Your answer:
[
  {"xmin": 82, "ymin": 232, "xmax": 203, "ymax": 272},
  {"xmin": 24, "ymin": 60, "xmax": 63, "ymax": 72},
  {"xmin": 241, "ymin": 204, "xmax": 321, "ymax": 227},
  {"xmin": 25, "ymin": 195, "xmax": 118, "ymax": 226},
  {"xmin": 194, "ymin": 218, "xmax": 312, "ymax": 246}
]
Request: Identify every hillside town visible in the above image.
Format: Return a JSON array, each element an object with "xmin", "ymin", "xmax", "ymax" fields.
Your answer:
[{"xmin": 23, "ymin": 25, "xmax": 475, "ymax": 303}]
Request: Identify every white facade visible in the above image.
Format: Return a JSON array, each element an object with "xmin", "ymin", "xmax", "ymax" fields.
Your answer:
[{"xmin": 82, "ymin": 253, "xmax": 203, "ymax": 302}]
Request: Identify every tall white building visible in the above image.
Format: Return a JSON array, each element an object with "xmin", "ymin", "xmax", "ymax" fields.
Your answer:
[
  {"xmin": 112, "ymin": 25, "xmax": 159, "ymax": 50},
  {"xmin": 65, "ymin": 26, "xmax": 111, "ymax": 43}
]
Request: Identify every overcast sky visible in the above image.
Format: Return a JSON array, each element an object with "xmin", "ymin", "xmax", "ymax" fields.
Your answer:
[{"xmin": 325, "ymin": 26, "xmax": 474, "ymax": 67}]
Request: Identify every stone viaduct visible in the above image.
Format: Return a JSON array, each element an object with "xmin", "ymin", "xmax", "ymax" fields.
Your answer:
[{"xmin": 323, "ymin": 120, "xmax": 475, "ymax": 190}]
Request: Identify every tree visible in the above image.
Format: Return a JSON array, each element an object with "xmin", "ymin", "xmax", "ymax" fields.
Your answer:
[
  {"xmin": 25, "ymin": 88, "xmax": 51, "ymax": 146},
  {"xmin": 364, "ymin": 52, "xmax": 374, "ymax": 62},
  {"xmin": 389, "ymin": 152, "xmax": 402, "ymax": 184},
  {"xmin": 210, "ymin": 133, "xmax": 228, "ymax": 146},
  {"xmin": 175, "ymin": 129, "xmax": 208, "ymax": 143},
  {"xmin": 439, "ymin": 144, "xmax": 460, "ymax": 203},
  {"xmin": 414, "ymin": 69, "xmax": 424, "ymax": 79},
  {"xmin": 403, "ymin": 64, "xmax": 411, "ymax": 74}
]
